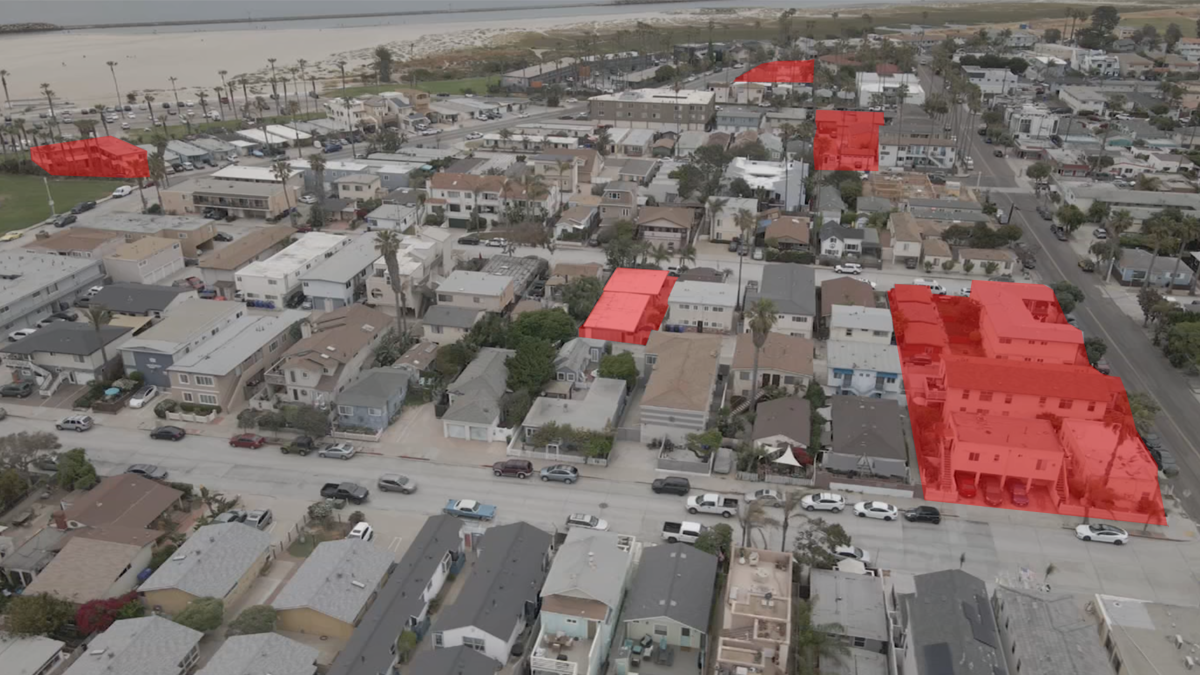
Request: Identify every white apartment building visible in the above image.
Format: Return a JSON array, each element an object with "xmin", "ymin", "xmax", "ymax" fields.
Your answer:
[
  {"xmin": 960, "ymin": 66, "xmax": 1015, "ymax": 97},
  {"xmin": 365, "ymin": 229, "xmax": 455, "ymax": 307},
  {"xmin": 0, "ymin": 252, "xmax": 105, "ymax": 333},
  {"xmin": 665, "ymin": 281, "xmax": 737, "ymax": 333},
  {"xmin": 323, "ymin": 97, "xmax": 368, "ymax": 132},
  {"xmin": 235, "ymin": 232, "xmax": 350, "ymax": 305},
  {"xmin": 300, "ymin": 234, "xmax": 383, "ymax": 312},
  {"xmin": 1078, "ymin": 51, "xmax": 1121, "ymax": 77},
  {"xmin": 879, "ymin": 135, "xmax": 956, "ymax": 170},
  {"xmin": 724, "ymin": 158, "xmax": 808, "ymax": 211},
  {"xmin": 1057, "ymin": 86, "xmax": 1108, "ymax": 115},
  {"xmin": 708, "ymin": 196, "xmax": 760, "ymax": 242},
  {"xmin": 855, "ymin": 73, "xmax": 926, "ymax": 107},
  {"xmin": 1007, "ymin": 104, "xmax": 1060, "ymax": 140},
  {"xmin": 1177, "ymin": 38, "xmax": 1200, "ymax": 63},
  {"xmin": 588, "ymin": 88, "xmax": 716, "ymax": 131},
  {"xmin": 428, "ymin": 173, "xmax": 560, "ymax": 229},
  {"xmin": 102, "ymin": 236, "xmax": 185, "ymax": 285}
]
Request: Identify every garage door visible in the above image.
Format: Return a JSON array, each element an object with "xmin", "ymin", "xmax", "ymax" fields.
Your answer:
[
  {"xmin": 469, "ymin": 426, "xmax": 489, "ymax": 442},
  {"xmin": 446, "ymin": 423, "xmax": 467, "ymax": 439}
]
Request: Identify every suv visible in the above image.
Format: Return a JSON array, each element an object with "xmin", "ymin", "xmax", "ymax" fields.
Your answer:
[
  {"xmin": 492, "ymin": 459, "xmax": 534, "ymax": 478},
  {"xmin": 245, "ymin": 509, "xmax": 273, "ymax": 530},
  {"xmin": 651, "ymin": 476, "xmax": 691, "ymax": 495},
  {"xmin": 55, "ymin": 415, "xmax": 94, "ymax": 432},
  {"xmin": 282, "ymin": 436, "xmax": 317, "ymax": 456},
  {"xmin": 0, "ymin": 381, "xmax": 34, "ymax": 398}
]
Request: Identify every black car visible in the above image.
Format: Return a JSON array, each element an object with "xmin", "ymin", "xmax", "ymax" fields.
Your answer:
[
  {"xmin": 458, "ymin": 235, "xmax": 481, "ymax": 246},
  {"xmin": 928, "ymin": 174, "xmax": 947, "ymax": 185},
  {"xmin": 150, "ymin": 425, "xmax": 186, "ymax": 441},
  {"xmin": 1036, "ymin": 206, "xmax": 1053, "ymax": 221},
  {"xmin": 71, "ymin": 201, "xmax": 96, "ymax": 214},
  {"xmin": 53, "ymin": 214, "xmax": 77, "ymax": 228},
  {"xmin": 651, "ymin": 476, "xmax": 691, "ymax": 495},
  {"xmin": 904, "ymin": 506, "xmax": 941, "ymax": 524},
  {"xmin": 214, "ymin": 232, "xmax": 234, "ymax": 242},
  {"xmin": 50, "ymin": 310, "xmax": 78, "ymax": 322},
  {"xmin": 0, "ymin": 381, "xmax": 35, "ymax": 398}
]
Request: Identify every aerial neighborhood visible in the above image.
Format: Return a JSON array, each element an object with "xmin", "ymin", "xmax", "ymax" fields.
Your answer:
[{"xmin": 1, "ymin": 3, "xmax": 1199, "ymax": 675}]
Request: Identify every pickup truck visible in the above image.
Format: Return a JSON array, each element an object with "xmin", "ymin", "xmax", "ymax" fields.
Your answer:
[
  {"xmin": 662, "ymin": 521, "xmax": 707, "ymax": 544},
  {"xmin": 686, "ymin": 493, "xmax": 740, "ymax": 518},
  {"xmin": 444, "ymin": 499, "xmax": 496, "ymax": 520},
  {"xmin": 320, "ymin": 482, "xmax": 369, "ymax": 504}
]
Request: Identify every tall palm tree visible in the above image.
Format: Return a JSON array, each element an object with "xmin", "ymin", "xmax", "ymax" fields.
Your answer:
[
  {"xmin": 650, "ymin": 244, "xmax": 672, "ymax": 268},
  {"xmin": 676, "ymin": 244, "xmax": 697, "ymax": 270},
  {"xmin": 308, "ymin": 152, "xmax": 327, "ymax": 200},
  {"xmin": 794, "ymin": 598, "xmax": 851, "ymax": 675},
  {"xmin": 271, "ymin": 158, "xmax": 298, "ymax": 226},
  {"xmin": 168, "ymin": 77, "xmax": 190, "ymax": 135},
  {"xmin": 1168, "ymin": 215, "xmax": 1200, "ymax": 292},
  {"xmin": 89, "ymin": 108, "xmax": 109, "ymax": 137},
  {"xmin": 0, "ymin": 69, "xmax": 11, "ymax": 109},
  {"xmin": 106, "ymin": 61, "xmax": 122, "ymax": 110},
  {"xmin": 335, "ymin": 60, "xmax": 357, "ymax": 160},
  {"xmin": 1103, "ymin": 209, "xmax": 1133, "ymax": 282},
  {"xmin": 374, "ymin": 230, "xmax": 408, "ymax": 336},
  {"xmin": 746, "ymin": 298, "xmax": 779, "ymax": 415},
  {"xmin": 296, "ymin": 60, "xmax": 309, "ymax": 116},
  {"xmin": 734, "ymin": 208, "xmax": 756, "ymax": 308},
  {"xmin": 40, "ymin": 83, "xmax": 59, "ymax": 139},
  {"xmin": 778, "ymin": 490, "xmax": 806, "ymax": 552},
  {"xmin": 12, "ymin": 118, "xmax": 26, "ymax": 149},
  {"xmin": 217, "ymin": 69, "xmax": 229, "ymax": 115},
  {"xmin": 267, "ymin": 58, "xmax": 281, "ymax": 114},
  {"xmin": 894, "ymin": 83, "xmax": 910, "ymax": 141},
  {"xmin": 1141, "ymin": 213, "xmax": 1178, "ymax": 295},
  {"xmin": 197, "ymin": 91, "xmax": 209, "ymax": 128},
  {"xmin": 85, "ymin": 305, "xmax": 114, "ymax": 378},
  {"xmin": 147, "ymin": 154, "xmax": 167, "ymax": 204},
  {"xmin": 708, "ymin": 196, "xmax": 729, "ymax": 241}
]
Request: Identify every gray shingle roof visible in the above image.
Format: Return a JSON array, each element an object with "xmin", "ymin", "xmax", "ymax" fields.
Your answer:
[
  {"xmin": 434, "ymin": 522, "xmax": 551, "ymax": 638},
  {"xmin": 406, "ymin": 646, "xmax": 499, "ymax": 675},
  {"xmin": 90, "ymin": 283, "xmax": 190, "ymax": 314},
  {"xmin": 623, "ymin": 543, "xmax": 717, "ymax": 632},
  {"xmin": 817, "ymin": 185, "xmax": 846, "ymax": 212},
  {"xmin": 752, "ymin": 396, "xmax": 811, "ymax": 446},
  {"xmin": 992, "ymin": 586, "xmax": 1113, "ymax": 675},
  {"xmin": 444, "ymin": 347, "xmax": 514, "ymax": 426},
  {"xmin": 337, "ymin": 368, "xmax": 411, "ymax": 409},
  {"xmin": 424, "ymin": 305, "xmax": 485, "ymax": 329},
  {"xmin": 140, "ymin": 523, "xmax": 270, "ymax": 599},
  {"xmin": 542, "ymin": 529, "xmax": 632, "ymax": 612},
  {"xmin": 902, "ymin": 570, "xmax": 1008, "ymax": 675},
  {"xmin": 820, "ymin": 222, "xmax": 866, "ymax": 242},
  {"xmin": 196, "ymin": 634, "xmax": 319, "ymax": 675},
  {"xmin": 2, "ymin": 323, "xmax": 129, "ymax": 356},
  {"xmin": 328, "ymin": 516, "xmax": 463, "ymax": 675},
  {"xmin": 745, "ymin": 263, "xmax": 816, "ymax": 316},
  {"xmin": 810, "ymin": 569, "xmax": 889, "ymax": 642},
  {"xmin": 62, "ymin": 617, "xmax": 202, "ymax": 675},
  {"xmin": 272, "ymin": 539, "xmax": 394, "ymax": 624},
  {"xmin": 831, "ymin": 396, "xmax": 906, "ymax": 461}
]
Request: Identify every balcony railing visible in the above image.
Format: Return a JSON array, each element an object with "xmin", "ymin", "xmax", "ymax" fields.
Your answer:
[
  {"xmin": 264, "ymin": 371, "xmax": 287, "ymax": 386},
  {"xmin": 531, "ymin": 656, "xmax": 578, "ymax": 675}
]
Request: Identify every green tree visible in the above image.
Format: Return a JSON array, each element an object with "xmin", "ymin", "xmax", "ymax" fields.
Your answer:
[
  {"xmin": 794, "ymin": 597, "xmax": 852, "ymax": 675},
  {"xmin": 1043, "ymin": 28, "xmax": 1062, "ymax": 43},
  {"xmin": 738, "ymin": 499, "xmax": 779, "ymax": 548},
  {"xmin": 396, "ymin": 630, "xmax": 419, "ymax": 664},
  {"xmin": 1056, "ymin": 204, "xmax": 1087, "ymax": 233},
  {"xmin": 777, "ymin": 491, "xmax": 807, "ymax": 553},
  {"xmin": 173, "ymin": 597, "xmax": 224, "ymax": 632},
  {"xmin": 1084, "ymin": 337, "xmax": 1108, "ymax": 365},
  {"xmin": 56, "ymin": 448, "xmax": 98, "ymax": 490},
  {"xmin": 505, "ymin": 339, "xmax": 555, "ymax": 393},
  {"xmin": 509, "ymin": 309, "xmax": 576, "ymax": 348},
  {"xmin": 374, "ymin": 230, "xmax": 408, "ymax": 337},
  {"xmin": 1052, "ymin": 281, "xmax": 1085, "ymax": 315},
  {"xmin": 1087, "ymin": 200, "xmax": 1110, "ymax": 224},
  {"xmin": 1025, "ymin": 161, "xmax": 1051, "ymax": 180},
  {"xmin": 4, "ymin": 593, "xmax": 76, "ymax": 637},
  {"xmin": 84, "ymin": 304, "xmax": 114, "ymax": 377},
  {"xmin": 1164, "ymin": 322, "xmax": 1200, "ymax": 369},
  {"xmin": 598, "ymin": 352, "xmax": 639, "ymax": 392},
  {"xmin": 746, "ymin": 299, "xmax": 779, "ymax": 418},
  {"xmin": 1126, "ymin": 391, "xmax": 1160, "ymax": 433},
  {"xmin": 228, "ymin": 605, "xmax": 277, "ymax": 635},
  {"xmin": 792, "ymin": 517, "xmax": 852, "ymax": 569},
  {"xmin": 693, "ymin": 522, "xmax": 733, "ymax": 558},
  {"xmin": 282, "ymin": 404, "xmax": 331, "ymax": 438},
  {"xmin": 0, "ymin": 469, "xmax": 27, "ymax": 507}
]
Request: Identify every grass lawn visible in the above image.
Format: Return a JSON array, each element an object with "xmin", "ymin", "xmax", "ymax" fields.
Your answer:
[
  {"xmin": 286, "ymin": 529, "xmax": 337, "ymax": 558},
  {"xmin": 331, "ymin": 76, "xmax": 496, "ymax": 99},
  {"xmin": 0, "ymin": 175, "xmax": 129, "ymax": 233}
]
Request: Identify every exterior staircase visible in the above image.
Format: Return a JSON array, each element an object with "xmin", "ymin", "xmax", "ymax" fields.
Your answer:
[
  {"xmin": 940, "ymin": 445, "xmax": 953, "ymax": 492},
  {"xmin": 730, "ymin": 388, "xmax": 769, "ymax": 415}
]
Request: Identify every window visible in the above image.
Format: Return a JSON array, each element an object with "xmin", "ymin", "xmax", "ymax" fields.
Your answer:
[
  {"xmin": 183, "ymin": 392, "xmax": 194, "ymax": 402},
  {"xmin": 1058, "ymin": 399, "xmax": 1073, "ymax": 410},
  {"xmin": 654, "ymin": 625, "xmax": 668, "ymax": 636},
  {"xmin": 1004, "ymin": 394, "xmax": 1013, "ymax": 404},
  {"xmin": 740, "ymin": 372, "xmax": 749, "ymax": 380},
  {"xmin": 434, "ymin": 633, "xmax": 444, "ymax": 648},
  {"xmin": 195, "ymin": 375, "xmax": 215, "ymax": 387},
  {"xmin": 463, "ymin": 637, "xmax": 486, "ymax": 652},
  {"xmin": 338, "ymin": 405, "xmax": 353, "ymax": 416},
  {"xmin": 1038, "ymin": 396, "xmax": 1047, "ymax": 406},
  {"xmin": 1036, "ymin": 459, "xmax": 1046, "ymax": 471},
  {"xmin": 178, "ymin": 374, "xmax": 190, "ymax": 384},
  {"xmin": 681, "ymin": 628, "xmax": 691, "ymax": 638},
  {"xmin": 962, "ymin": 390, "xmax": 971, "ymax": 400},
  {"xmin": 845, "ymin": 329, "xmax": 854, "ymax": 337},
  {"xmin": 646, "ymin": 354, "xmax": 657, "ymax": 366},
  {"xmin": 368, "ymin": 408, "xmax": 383, "ymax": 416},
  {"xmin": 853, "ymin": 637, "xmax": 866, "ymax": 647},
  {"xmin": 979, "ymin": 391, "xmax": 993, "ymax": 402},
  {"xmin": 968, "ymin": 452, "xmax": 980, "ymax": 461},
  {"xmin": 199, "ymin": 394, "xmax": 218, "ymax": 405},
  {"xmin": 1087, "ymin": 402, "xmax": 1097, "ymax": 412}
]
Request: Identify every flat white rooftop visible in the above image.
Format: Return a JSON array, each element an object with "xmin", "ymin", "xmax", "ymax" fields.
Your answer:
[
  {"xmin": 237, "ymin": 232, "xmax": 348, "ymax": 280},
  {"xmin": 592, "ymin": 88, "xmax": 715, "ymax": 105},
  {"xmin": 210, "ymin": 165, "xmax": 301, "ymax": 182}
]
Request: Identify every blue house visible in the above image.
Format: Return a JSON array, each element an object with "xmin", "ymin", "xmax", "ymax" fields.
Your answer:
[{"xmin": 334, "ymin": 368, "xmax": 411, "ymax": 432}]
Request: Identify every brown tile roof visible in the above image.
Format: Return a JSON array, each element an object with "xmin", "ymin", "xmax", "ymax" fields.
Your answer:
[
  {"xmin": 637, "ymin": 206, "xmax": 694, "ymax": 229},
  {"xmin": 24, "ymin": 229, "xmax": 122, "ymax": 253},
  {"xmin": 282, "ymin": 304, "xmax": 389, "ymax": 374},
  {"xmin": 543, "ymin": 148, "xmax": 601, "ymax": 176},
  {"xmin": 105, "ymin": 236, "xmax": 179, "ymax": 261},
  {"xmin": 62, "ymin": 474, "xmax": 182, "ymax": 531},
  {"xmin": 549, "ymin": 262, "xmax": 602, "ymax": 284},
  {"xmin": 731, "ymin": 333, "xmax": 814, "ymax": 375},
  {"xmin": 821, "ymin": 277, "xmax": 876, "ymax": 317},
  {"xmin": 642, "ymin": 332, "xmax": 722, "ymax": 412},
  {"xmin": 430, "ymin": 173, "xmax": 532, "ymax": 198},
  {"xmin": 23, "ymin": 536, "xmax": 146, "ymax": 604},
  {"xmin": 765, "ymin": 216, "xmax": 810, "ymax": 244},
  {"xmin": 923, "ymin": 239, "xmax": 952, "ymax": 258},
  {"xmin": 890, "ymin": 211, "xmax": 921, "ymax": 243},
  {"xmin": 959, "ymin": 248, "xmax": 1016, "ymax": 262},
  {"xmin": 197, "ymin": 225, "xmax": 295, "ymax": 271}
]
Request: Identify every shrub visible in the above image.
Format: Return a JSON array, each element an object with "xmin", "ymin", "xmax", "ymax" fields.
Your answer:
[
  {"xmin": 348, "ymin": 510, "xmax": 366, "ymax": 525},
  {"xmin": 128, "ymin": 371, "xmax": 145, "ymax": 383},
  {"xmin": 167, "ymin": 482, "xmax": 194, "ymax": 499},
  {"xmin": 149, "ymin": 544, "xmax": 178, "ymax": 571},
  {"xmin": 307, "ymin": 500, "xmax": 333, "ymax": 524},
  {"xmin": 227, "ymin": 605, "xmax": 277, "ymax": 635},
  {"xmin": 154, "ymin": 399, "xmax": 179, "ymax": 419},
  {"xmin": 173, "ymin": 597, "xmax": 224, "ymax": 632}
]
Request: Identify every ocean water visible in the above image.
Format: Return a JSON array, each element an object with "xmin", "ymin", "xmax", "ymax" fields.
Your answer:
[{"xmin": 1, "ymin": 0, "xmax": 930, "ymax": 33}]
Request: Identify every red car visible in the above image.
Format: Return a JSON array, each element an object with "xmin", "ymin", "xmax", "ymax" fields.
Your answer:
[
  {"xmin": 229, "ymin": 433, "xmax": 267, "ymax": 449},
  {"xmin": 956, "ymin": 474, "xmax": 977, "ymax": 499},
  {"xmin": 1008, "ymin": 481, "xmax": 1030, "ymax": 507},
  {"xmin": 981, "ymin": 477, "xmax": 1004, "ymax": 507}
]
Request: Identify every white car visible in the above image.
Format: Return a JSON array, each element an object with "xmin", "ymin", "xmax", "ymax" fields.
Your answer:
[
  {"xmin": 111, "ymin": 186, "xmax": 133, "ymax": 198},
  {"xmin": 801, "ymin": 493, "xmax": 846, "ymax": 512},
  {"xmin": 854, "ymin": 501, "xmax": 899, "ymax": 521},
  {"xmin": 7, "ymin": 329, "xmax": 37, "ymax": 342},
  {"xmin": 486, "ymin": 237, "xmax": 508, "ymax": 248},
  {"xmin": 860, "ymin": 278, "xmax": 878, "ymax": 289},
  {"xmin": 834, "ymin": 545, "xmax": 873, "ymax": 565},
  {"xmin": 318, "ymin": 442, "xmax": 356, "ymax": 460},
  {"xmin": 127, "ymin": 385, "xmax": 159, "ymax": 408},
  {"xmin": 518, "ymin": 112, "xmax": 529, "ymax": 118},
  {"xmin": 744, "ymin": 488, "xmax": 784, "ymax": 507},
  {"xmin": 421, "ymin": 129, "xmax": 438, "ymax": 136},
  {"xmin": 834, "ymin": 263, "xmax": 863, "ymax": 275},
  {"xmin": 565, "ymin": 98, "xmax": 578, "ymax": 103},
  {"xmin": 348, "ymin": 522, "xmax": 375, "ymax": 541},
  {"xmin": 1075, "ymin": 523, "xmax": 1129, "ymax": 545},
  {"xmin": 121, "ymin": 122, "xmax": 130, "ymax": 130},
  {"xmin": 466, "ymin": 132, "xmax": 484, "ymax": 140},
  {"xmin": 298, "ymin": 194, "xmax": 318, "ymax": 204},
  {"xmin": 565, "ymin": 513, "xmax": 609, "ymax": 531}
]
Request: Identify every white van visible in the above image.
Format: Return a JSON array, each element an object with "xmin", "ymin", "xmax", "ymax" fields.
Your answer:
[{"xmin": 912, "ymin": 278, "xmax": 947, "ymax": 294}]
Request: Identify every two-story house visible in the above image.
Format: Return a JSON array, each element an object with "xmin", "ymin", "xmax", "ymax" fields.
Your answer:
[
  {"xmin": 743, "ymin": 264, "xmax": 817, "ymax": 339},
  {"xmin": 940, "ymin": 356, "xmax": 1121, "ymax": 421},
  {"xmin": 267, "ymin": 305, "xmax": 389, "ymax": 409},
  {"xmin": 830, "ymin": 306, "xmax": 894, "ymax": 345},
  {"xmin": 429, "ymin": 173, "xmax": 560, "ymax": 229},
  {"xmin": 708, "ymin": 197, "xmax": 759, "ymax": 243},
  {"xmin": 666, "ymin": 281, "xmax": 737, "ymax": 333},
  {"xmin": 531, "ymin": 530, "xmax": 633, "ymax": 675},
  {"xmin": 729, "ymin": 332, "xmax": 814, "ymax": 399},
  {"xmin": 435, "ymin": 271, "xmax": 515, "ymax": 314},
  {"xmin": 636, "ymin": 206, "xmax": 695, "ymax": 251},
  {"xmin": 2, "ymin": 322, "xmax": 133, "ymax": 390},
  {"xmin": 599, "ymin": 181, "xmax": 639, "ymax": 223},
  {"xmin": 118, "ymin": 300, "xmax": 246, "ymax": 388},
  {"xmin": 972, "ymin": 281, "xmax": 1084, "ymax": 364},
  {"xmin": 826, "ymin": 338, "xmax": 903, "ymax": 401},
  {"xmin": 640, "ymin": 332, "xmax": 722, "ymax": 444},
  {"xmin": 819, "ymin": 222, "xmax": 877, "ymax": 259},
  {"xmin": 433, "ymin": 522, "xmax": 552, "ymax": 664},
  {"xmin": 888, "ymin": 211, "xmax": 922, "ymax": 266},
  {"xmin": 553, "ymin": 338, "xmax": 607, "ymax": 395}
]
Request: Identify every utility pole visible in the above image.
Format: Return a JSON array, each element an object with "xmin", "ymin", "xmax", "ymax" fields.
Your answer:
[{"xmin": 43, "ymin": 176, "xmax": 55, "ymax": 217}]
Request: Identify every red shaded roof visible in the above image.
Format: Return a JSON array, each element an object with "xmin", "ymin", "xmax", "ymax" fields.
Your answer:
[
  {"xmin": 943, "ymin": 356, "xmax": 1121, "ymax": 402},
  {"xmin": 735, "ymin": 60, "xmax": 814, "ymax": 84},
  {"xmin": 876, "ymin": 64, "xmax": 900, "ymax": 76},
  {"xmin": 603, "ymin": 268, "xmax": 671, "ymax": 295},
  {"xmin": 582, "ymin": 292, "xmax": 653, "ymax": 332}
]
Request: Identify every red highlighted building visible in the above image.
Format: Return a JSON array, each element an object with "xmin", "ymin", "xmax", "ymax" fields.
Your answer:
[
  {"xmin": 813, "ymin": 110, "xmax": 884, "ymax": 172},
  {"xmin": 735, "ymin": 60, "xmax": 815, "ymax": 84},
  {"xmin": 31, "ymin": 137, "xmax": 149, "ymax": 179},
  {"xmin": 891, "ymin": 280, "xmax": 1165, "ymax": 525},
  {"xmin": 579, "ymin": 268, "xmax": 675, "ymax": 346}
]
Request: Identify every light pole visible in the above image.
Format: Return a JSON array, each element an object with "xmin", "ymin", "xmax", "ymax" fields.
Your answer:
[{"xmin": 43, "ymin": 176, "xmax": 55, "ymax": 217}]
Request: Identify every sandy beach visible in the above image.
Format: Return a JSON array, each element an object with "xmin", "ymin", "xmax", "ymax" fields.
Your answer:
[{"xmin": 0, "ymin": 7, "xmax": 755, "ymax": 105}]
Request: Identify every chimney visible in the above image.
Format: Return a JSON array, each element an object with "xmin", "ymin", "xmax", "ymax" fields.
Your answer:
[{"xmin": 52, "ymin": 511, "xmax": 68, "ymax": 531}]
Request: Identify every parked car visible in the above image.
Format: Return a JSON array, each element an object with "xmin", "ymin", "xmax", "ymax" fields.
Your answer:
[
  {"xmin": 443, "ymin": 498, "xmax": 496, "ymax": 520},
  {"xmin": 744, "ymin": 488, "xmax": 784, "ymax": 507},
  {"xmin": 214, "ymin": 232, "xmax": 234, "ymax": 242},
  {"xmin": 662, "ymin": 521, "xmax": 707, "ymax": 544},
  {"xmin": 560, "ymin": 512, "xmax": 608, "ymax": 531},
  {"xmin": 127, "ymin": 463, "xmax": 168, "ymax": 479},
  {"xmin": 111, "ymin": 186, "xmax": 134, "ymax": 198},
  {"xmin": 318, "ymin": 442, "xmax": 357, "ymax": 460},
  {"xmin": 540, "ymin": 464, "xmax": 579, "ymax": 483},
  {"xmin": 1093, "ymin": 227, "xmax": 1108, "ymax": 239},
  {"xmin": 320, "ymin": 482, "xmax": 369, "ymax": 504},
  {"xmin": 853, "ymin": 501, "xmax": 899, "ymax": 521},
  {"xmin": 378, "ymin": 474, "xmax": 417, "ymax": 494},
  {"xmin": 348, "ymin": 522, "xmax": 375, "ymax": 541},
  {"xmin": 834, "ymin": 263, "xmax": 863, "ymax": 275},
  {"xmin": 245, "ymin": 509, "xmax": 273, "ymax": 530},
  {"xmin": 486, "ymin": 237, "xmax": 508, "ymax": 248},
  {"xmin": 229, "ymin": 433, "xmax": 267, "ymax": 448},
  {"xmin": 993, "ymin": 149, "xmax": 1004, "ymax": 157},
  {"xmin": 149, "ymin": 426, "xmax": 186, "ymax": 441},
  {"xmin": 458, "ymin": 235, "xmax": 481, "ymax": 245},
  {"xmin": 801, "ymin": 492, "xmax": 846, "ymax": 512},
  {"xmin": 752, "ymin": 248, "xmax": 764, "ymax": 261},
  {"xmin": 493, "ymin": 458, "xmax": 534, "ymax": 478},
  {"xmin": 1036, "ymin": 206, "xmax": 1052, "ymax": 221},
  {"xmin": 1008, "ymin": 481, "xmax": 1030, "ymax": 507},
  {"xmin": 904, "ymin": 506, "xmax": 942, "ymax": 524},
  {"xmin": 127, "ymin": 385, "xmax": 159, "ymax": 408},
  {"xmin": 1075, "ymin": 523, "xmax": 1128, "ymax": 545},
  {"xmin": 728, "ymin": 240, "xmax": 740, "ymax": 252},
  {"xmin": 55, "ymin": 415, "xmax": 93, "ymax": 432},
  {"xmin": 214, "ymin": 509, "xmax": 247, "ymax": 524},
  {"xmin": 834, "ymin": 545, "xmax": 873, "ymax": 565},
  {"xmin": 299, "ymin": 194, "xmax": 318, "ymax": 204},
  {"xmin": 981, "ymin": 477, "xmax": 1004, "ymax": 506},
  {"xmin": 957, "ymin": 474, "xmax": 978, "ymax": 498},
  {"xmin": 71, "ymin": 201, "xmax": 96, "ymax": 214},
  {"xmin": 651, "ymin": 476, "xmax": 691, "ymax": 495},
  {"xmin": 0, "ymin": 381, "xmax": 34, "ymax": 398},
  {"xmin": 282, "ymin": 435, "xmax": 316, "ymax": 455},
  {"xmin": 7, "ymin": 329, "xmax": 37, "ymax": 342},
  {"xmin": 53, "ymin": 214, "xmax": 77, "ymax": 228}
]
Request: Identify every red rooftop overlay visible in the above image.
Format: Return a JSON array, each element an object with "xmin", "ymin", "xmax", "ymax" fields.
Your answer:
[
  {"xmin": 890, "ymin": 281, "xmax": 1165, "ymax": 525},
  {"xmin": 814, "ymin": 110, "xmax": 884, "ymax": 172},
  {"xmin": 31, "ymin": 137, "xmax": 149, "ymax": 179},
  {"xmin": 579, "ymin": 268, "xmax": 675, "ymax": 346},
  {"xmin": 735, "ymin": 60, "xmax": 815, "ymax": 84}
]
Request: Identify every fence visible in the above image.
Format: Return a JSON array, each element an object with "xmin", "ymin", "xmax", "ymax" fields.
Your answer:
[
  {"xmin": 331, "ymin": 428, "xmax": 382, "ymax": 443},
  {"xmin": 736, "ymin": 472, "xmax": 812, "ymax": 487},
  {"xmin": 165, "ymin": 409, "xmax": 218, "ymax": 424},
  {"xmin": 657, "ymin": 453, "xmax": 713, "ymax": 475}
]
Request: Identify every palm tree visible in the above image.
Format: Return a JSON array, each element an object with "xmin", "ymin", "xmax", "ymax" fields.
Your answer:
[
  {"xmin": 734, "ymin": 208, "xmax": 756, "ymax": 308},
  {"xmin": 706, "ymin": 197, "xmax": 729, "ymax": 239},
  {"xmin": 746, "ymin": 298, "xmax": 779, "ymax": 416},
  {"xmin": 894, "ymin": 83, "xmax": 910, "ymax": 140},
  {"xmin": 1168, "ymin": 215, "xmax": 1200, "ymax": 292},
  {"xmin": 217, "ymin": 69, "xmax": 229, "ymax": 115},
  {"xmin": 197, "ymin": 91, "xmax": 210, "ymax": 128},
  {"xmin": 85, "ymin": 305, "xmax": 114, "ymax": 378},
  {"xmin": 106, "ymin": 61, "xmax": 122, "ymax": 110},
  {"xmin": 1141, "ymin": 213, "xmax": 1177, "ymax": 295},
  {"xmin": 737, "ymin": 499, "xmax": 779, "ymax": 548},
  {"xmin": 267, "ymin": 57, "xmax": 280, "ymax": 113},
  {"xmin": 297, "ymin": 60, "xmax": 310, "ymax": 116},
  {"xmin": 271, "ymin": 159, "xmax": 298, "ymax": 226},
  {"xmin": 240, "ymin": 78, "xmax": 251, "ymax": 120},
  {"xmin": 40, "ymin": 83, "xmax": 59, "ymax": 139},
  {"xmin": 794, "ymin": 598, "xmax": 851, "ymax": 675},
  {"xmin": 1134, "ymin": 174, "xmax": 1162, "ymax": 192},
  {"xmin": 778, "ymin": 491, "xmax": 806, "ymax": 552},
  {"xmin": 89, "ymin": 108, "xmax": 109, "ymax": 137},
  {"xmin": 308, "ymin": 152, "xmax": 327, "ymax": 200},
  {"xmin": 650, "ymin": 244, "xmax": 672, "ymax": 268},
  {"xmin": 374, "ymin": 230, "xmax": 408, "ymax": 336},
  {"xmin": 676, "ymin": 244, "xmax": 697, "ymax": 270},
  {"xmin": 1102, "ymin": 209, "xmax": 1133, "ymax": 282},
  {"xmin": 335, "ymin": 60, "xmax": 357, "ymax": 160},
  {"xmin": 554, "ymin": 158, "xmax": 574, "ymax": 194},
  {"xmin": 168, "ymin": 77, "xmax": 190, "ymax": 135},
  {"xmin": 0, "ymin": 69, "xmax": 11, "ymax": 109}
]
